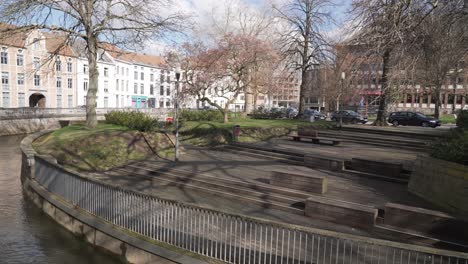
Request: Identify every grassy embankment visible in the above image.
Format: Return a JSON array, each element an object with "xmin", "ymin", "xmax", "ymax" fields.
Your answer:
[
  {"xmin": 33, "ymin": 123, "xmax": 175, "ymax": 172},
  {"xmin": 180, "ymin": 118, "xmax": 335, "ymax": 146}
]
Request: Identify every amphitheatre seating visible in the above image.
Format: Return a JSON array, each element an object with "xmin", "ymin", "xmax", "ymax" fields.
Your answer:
[
  {"xmin": 290, "ymin": 127, "xmax": 341, "ymax": 146},
  {"xmin": 270, "ymin": 170, "xmax": 328, "ymax": 194},
  {"xmin": 305, "ymin": 196, "xmax": 378, "ymax": 229},
  {"xmin": 349, "ymin": 158, "xmax": 403, "ymax": 178}
]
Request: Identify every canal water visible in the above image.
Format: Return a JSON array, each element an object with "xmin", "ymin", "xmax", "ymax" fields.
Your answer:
[{"xmin": 0, "ymin": 135, "xmax": 119, "ymax": 264}]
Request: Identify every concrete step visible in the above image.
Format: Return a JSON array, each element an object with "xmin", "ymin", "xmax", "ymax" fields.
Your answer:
[
  {"xmin": 114, "ymin": 164, "xmax": 310, "ymax": 214},
  {"xmin": 109, "ymin": 168, "xmax": 306, "ymax": 215},
  {"xmin": 342, "ymin": 169, "xmax": 409, "ymax": 184},
  {"xmin": 231, "ymin": 143, "xmax": 305, "ymax": 158},
  {"xmin": 317, "ymin": 131, "xmax": 428, "ymax": 150},
  {"xmin": 373, "ymin": 224, "xmax": 468, "ymax": 253},
  {"xmin": 220, "ymin": 146, "xmax": 305, "ymax": 166},
  {"xmin": 132, "ymin": 161, "xmax": 312, "ymax": 200},
  {"xmin": 335, "ymin": 126, "xmax": 442, "ymax": 141}
]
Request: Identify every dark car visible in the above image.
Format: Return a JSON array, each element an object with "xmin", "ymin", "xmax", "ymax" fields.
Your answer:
[
  {"xmin": 303, "ymin": 109, "xmax": 326, "ymax": 120},
  {"xmin": 388, "ymin": 112, "xmax": 441, "ymax": 127},
  {"xmin": 331, "ymin": 110, "xmax": 368, "ymax": 124}
]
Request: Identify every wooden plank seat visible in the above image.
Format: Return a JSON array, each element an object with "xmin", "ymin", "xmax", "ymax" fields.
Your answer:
[
  {"xmin": 290, "ymin": 135, "xmax": 341, "ymax": 146},
  {"xmin": 290, "ymin": 127, "xmax": 341, "ymax": 145}
]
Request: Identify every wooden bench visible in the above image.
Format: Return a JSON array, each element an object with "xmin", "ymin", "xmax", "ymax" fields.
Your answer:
[
  {"xmin": 290, "ymin": 135, "xmax": 341, "ymax": 145},
  {"xmin": 271, "ymin": 170, "xmax": 327, "ymax": 194},
  {"xmin": 290, "ymin": 127, "xmax": 341, "ymax": 146}
]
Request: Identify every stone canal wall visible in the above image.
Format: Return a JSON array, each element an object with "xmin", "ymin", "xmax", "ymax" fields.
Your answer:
[
  {"xmin": 20, "ymin": 132, "xmax": 206, "ymax": 264},
  {"xmin": 1, "ymin": 108, "xmax": 169, "ymax": 136},
  {"xmin": 409, "ymin": 155, "xmax": 468, "ymax": 220}
]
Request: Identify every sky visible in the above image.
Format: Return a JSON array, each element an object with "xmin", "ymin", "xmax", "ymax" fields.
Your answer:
[{"xmin": 143, "ymin": 0, "xmax": 353, "ymax": 55}]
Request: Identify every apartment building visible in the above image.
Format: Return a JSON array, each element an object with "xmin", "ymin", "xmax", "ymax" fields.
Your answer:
[
  {"xmin": 0, "ymin": 27, "xmax": 78, "ymax": 108},
  {"xmin": 336, "ymin": 43, "xmax": 468, "ymax": 115}
]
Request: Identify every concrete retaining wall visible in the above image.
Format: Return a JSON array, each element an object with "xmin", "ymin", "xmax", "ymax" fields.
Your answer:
[
  {"xmin": 304, "ymin": 155, "xmax": 344, "ymax": 172},
  {"xmin": 271, "ymin": 170, "xmax": 327, "ymax": 194},
  {"xmin": 20, "ymin": 132, "xmax": 208, "ymax": 264},
  {"xmin": 408, "ymin": 155, "xmax": 468, "ymax": 219},
  {"xmin": 305, "ymin": 196, "xmax": 378, "ymax": 229}
]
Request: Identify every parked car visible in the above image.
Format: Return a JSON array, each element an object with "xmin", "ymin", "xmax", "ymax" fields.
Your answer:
[
  {"xmin": 303, "ymin": 109, "xmax": 326, "ymax": 120},
  {"xmin": 331, "ymin": 110, "xmax": 368, "ymax": 124},
  {"xmin": 286, "ymin": 107, "xmax": 299, "ymax": 118},
  {"xmin": 387, "ymin": 111, "xmax": 441, "ymax": 127}
]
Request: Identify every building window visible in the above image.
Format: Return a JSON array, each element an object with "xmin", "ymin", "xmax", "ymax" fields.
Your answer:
[
  {"xmin": 134, "ymin": 71, "xmax": 138, "ymax": 80},
  {"xmin": 104, "ymin": 67, "xmax": 108, "ymax": 77},
  {"xmin": 150, "ymin": 74, "xmax": 154, "ymax": 82},
  {"xmin": 104, "ymin": 97, "xmax": 108, "ymax": 108},
  {"xmin": 126, "ymin": 80, "xmax": 129, "ymax": 92},
  {"xmin": 116, "ymin": 66, "xmax": 119, "ymax": 75},
  {"xmin": 104, "ymin": 80, "xmax": 108, "ymax": 92},
  {"xmin": 159, "ymin": 100, "xmax": 164, "ymax": 108},
  {"xmin": 160, "ymin": 73, "xmax": 164, "ymax": 83},
  {"xmin": 56, "ymin": 77, "xmax": 62, "ymax": 93},
  {"xmin": 140, "ymin": 84, "xmax": 144, "ymax": 94},
  {"xmin": 33, "ymin": 38, "xmax": 39, "ymax": 49},
  {"xmin": 67, "ymin": 61, "xmax": 72, "ymax": 72},
  {"xmin": 17, "ymin": 73, "xmax": 24, "ymax": 85},
  {"xmin": 166, "ymin": 87, "xmax": 170, "ymax": 96},
  {"xmin": 1, "ymin": 50, "xmax": 8, "ymax": 64},
  {"xmin": 141, "ymin": 72, "xmax": 144, "ymax": 80},
  {"xmin": 84, "ymin": 79, "xmax": 88, "ymax": 91},
  {"xmin": 160, "ymin": 86, "xmax": 164, "ymax": 96},
  {"xmin": 150, "ymin": 84, "xmax": 154, "ymax": 95},
  {"xmin": 134, "ymin": 83, "xmax": 138, "ymax": 94},
  {"xmin": 1, "ymin": 72, "xmax": 9, "ymax": 85},
  {"xmin": 126, "ymin": 68, "xmax": 129, "ymax": 76},
  {"xmin": 18, "ymin": 93, "xmax": 25, "ymax": 107},
  {"xmin": 166, "ymin": 101, "xmax": 171, "ymax": 107},
  {"xmin": 56, "ymin": 95, "xmax": 62, "ymax": 108},
  {"xmin": 121, "ymin": 80, "xmax": 124, "ymax": 92},
  {"xmin": 116, "ymin": 79, "xmax": 119, "ymax": 91},
  {"xmin": 2, "ymin": 92, "xmax": 10, "ymax": 107},
  {"xmin": 33, "ymin": 57, "xmax": 40, "ymax": 69},
  {"xmin": 68, "ymin": 95, "xmax": 73, "ymax": 108},
  {"xmin": 16, "ymin": 53, "xmax": 23, "ymax": 66},
  {"xmin": 68, "ymin": 78, "xmax": 73, "ymax": 89},
  {"xmin": 56, "ymin": 59, "xmax": 61, "ymax": 71},
  {"xmin": 83, "ymin": 64, "xmax": 88, "ymax": 74},
  {"xmin": 167, "ymin": 75, "xmax": 170, "ymax": 83},
  {"xmin": 34, "ymin": 75, "xmax": 40, "ymax": 86}
]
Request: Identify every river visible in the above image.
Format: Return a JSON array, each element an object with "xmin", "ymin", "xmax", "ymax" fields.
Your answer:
[{"xmin": 0, "ymin": 135, "xmax": 119, "ymax": 264}]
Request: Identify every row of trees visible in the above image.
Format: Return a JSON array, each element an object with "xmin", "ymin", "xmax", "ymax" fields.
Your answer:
[
  {"xmin": 349, "ymin": 0, "xmax": 467, "ymax": 123},
  {"xmin": 1, "ymin": 0, "xmax": 466, "ymax": 126}
]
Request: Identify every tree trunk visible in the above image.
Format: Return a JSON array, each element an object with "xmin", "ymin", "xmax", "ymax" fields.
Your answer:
[
  {"xmin": 223, "ymin": 111, "xmax": 229, "ymax": 123},
  {"xmin": 434, "ymin": 85, "xmax": 441, "ymax": 118},
  {"xmin": 373, "ymin": 49, "xmax": 391, "ymax": 126},
  {"xmin": 86, "ymin": 34, "xmax": 99, "ymax": 128}
]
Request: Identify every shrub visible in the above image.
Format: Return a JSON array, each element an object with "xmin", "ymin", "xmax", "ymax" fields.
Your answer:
[
  {"xmin": 105, "ymin": 111, "xmax": 158, "ymax": 132},
  {"xmin": 251, "ymin": 108, "xmax": 285, "ymax": 119},
  {"xmin": 430, "ymin": 130, "xmax": 468, "ymax": 165},
  {"xmin": 179, "ymin": 109, "xmax": 223, "ymax": 121},
  {"xmin": 456, "ymin": 110, "xmax": 468, "ymax": 129}
]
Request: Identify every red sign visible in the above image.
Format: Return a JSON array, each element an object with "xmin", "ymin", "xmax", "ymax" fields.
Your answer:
[{"xmin": 166, "ymin": 117, "xmax": 174, "ymax": 123}]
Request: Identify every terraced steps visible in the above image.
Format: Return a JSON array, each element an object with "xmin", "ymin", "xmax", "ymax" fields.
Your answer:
[
  {"xmin": 316, "ymin": 131, "xmax": 429, "ymax": 151},
  {"xmin": 110, "ymin": 162, "xmax": 312, "ymax": 215}
]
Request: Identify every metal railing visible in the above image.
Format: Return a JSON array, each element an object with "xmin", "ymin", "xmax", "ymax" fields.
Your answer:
[
  {"xmin": 0, "ymin": 107, "xmax": 170, "ymax": 120},
  {"xmin": 34, "ymin": 156, "xmax": 468, "ymax": 264}
]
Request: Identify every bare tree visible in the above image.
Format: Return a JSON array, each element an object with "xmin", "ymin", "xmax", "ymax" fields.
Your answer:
[
  {"xmin": 351, "ymin": 0, "xmax": 438, "ymax": 125},
  {"xmin": 0, "ymin": 0, "xmax": 185, "ymax": 127},
  {"xmin": 274, "ymin": 0, "xmax": 334, "ymax": 114},
  {"xmin": 412, "ymin": 1, "xmax": 468, "ymax": 118}
]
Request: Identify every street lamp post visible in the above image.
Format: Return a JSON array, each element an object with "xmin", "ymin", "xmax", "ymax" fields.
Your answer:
[
  {"xmin": 174, "ymin": 71, "xmax": 181, "ymax": 162},
  {"xmin": 339, "ymin": 72, "xmax": 345, "ymax": 128}
]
